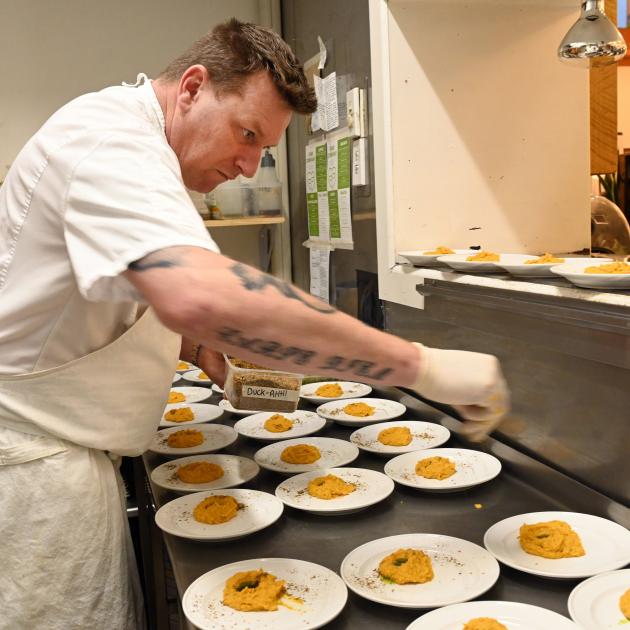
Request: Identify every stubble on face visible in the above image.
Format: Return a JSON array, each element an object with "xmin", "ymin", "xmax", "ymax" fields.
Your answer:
[{"xmin": 168, "ymin": 71, "xmax": 292, "ymax": 194}]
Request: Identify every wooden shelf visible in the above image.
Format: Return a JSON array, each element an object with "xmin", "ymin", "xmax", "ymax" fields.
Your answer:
[{"xmin": 203, "ymin": 216, "xmax": 285, "ymax": 228}]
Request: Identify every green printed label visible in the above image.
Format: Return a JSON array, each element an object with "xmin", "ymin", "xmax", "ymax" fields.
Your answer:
[
  {"xmin": 337, "ymin": 137, "xmax": 351, "ymax": 189},
  {"xmin": 316, "ymin": 144, "xmax": 328, "ymax": 192},
  {"xmin": 328, "ymin": 190, "xmax": 341, "ymax": 238},
  {"xmin": 307, "ymin": 193, "xmax": 319, "ymax": 237}
]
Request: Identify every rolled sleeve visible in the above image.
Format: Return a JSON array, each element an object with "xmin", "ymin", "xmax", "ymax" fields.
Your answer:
[{"xmin": 63, "ymin": 133, "xmax": 219, "ymax": 302}]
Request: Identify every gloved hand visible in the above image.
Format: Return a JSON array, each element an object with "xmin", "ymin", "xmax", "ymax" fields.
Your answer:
[{"xmin": 411, "ymin": 343, "xmax": 510, "ymax": 442}]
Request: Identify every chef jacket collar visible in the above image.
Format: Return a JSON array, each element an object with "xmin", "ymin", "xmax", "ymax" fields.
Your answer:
[{"xmin": 122, "ymin": 72, "xmax": 166, "ymax": 136}]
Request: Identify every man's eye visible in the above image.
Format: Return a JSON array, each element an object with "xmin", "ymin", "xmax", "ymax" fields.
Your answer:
[{"xmin": 242, "ymin": 128, "xmax": 255, "ymax": 140}]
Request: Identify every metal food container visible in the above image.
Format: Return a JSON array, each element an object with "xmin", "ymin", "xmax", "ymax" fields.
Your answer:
[{"xmin": 223, "ymin": 356, "xmax": 303, "ymax": 412}]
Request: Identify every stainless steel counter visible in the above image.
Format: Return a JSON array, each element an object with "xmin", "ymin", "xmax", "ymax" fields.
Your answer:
[{"xmin": 140, "ymin": 387, "xmax": 629, "ymax": 629}]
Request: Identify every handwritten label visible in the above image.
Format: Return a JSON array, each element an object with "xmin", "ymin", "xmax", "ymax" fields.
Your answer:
[{"xmin": 243, "ymin": 386, "xmax": 300, "ymax": 402}]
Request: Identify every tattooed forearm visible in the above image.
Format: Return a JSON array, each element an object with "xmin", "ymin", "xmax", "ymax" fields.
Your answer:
[
  {"xmin": 230, "ymin": 262, "xmax": 336, "ymax": 314},
  {"xmin": 317, "ymin": 355, "xmax": 393, "ymax": 380},
  {"xmin": 218, "ymin": 327, "xmax": 394, "ymax": 381},
  {"xmin": 129, "ymin": 251, "xmax": 181, "ymax": 271},
  {"xmin": 218, "ymin": 327, "xmax": 316, "ymax": 365}
]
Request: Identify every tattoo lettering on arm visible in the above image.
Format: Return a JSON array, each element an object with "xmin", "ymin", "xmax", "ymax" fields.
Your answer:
[
  {"xmin": 218, "ymin": 327, "xmax": 316, "ymax": 365},
  {"xmin": 217, "ymin": 327, "xmax": 394, "ymax": 381},
  {"xmin": 129, "ymin": 251, "xmax": 182, "ymax": 271},
  {"xmin": 317, "ymin": 355, "xmax": 393, "ymax": 381},
  {"xmin": 230, "ymin": 262, "xmax": 336, "ymax": 314}
]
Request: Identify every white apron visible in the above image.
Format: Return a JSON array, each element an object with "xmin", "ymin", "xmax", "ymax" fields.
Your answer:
[{"xmin": 0, "ymin": 307, "xmax": 180, "ymax": 630}]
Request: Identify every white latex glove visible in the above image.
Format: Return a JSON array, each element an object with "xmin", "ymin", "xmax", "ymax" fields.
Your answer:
[{"xmin": 411, "ymin": 343, "xmax": 510, "ymax": 441}]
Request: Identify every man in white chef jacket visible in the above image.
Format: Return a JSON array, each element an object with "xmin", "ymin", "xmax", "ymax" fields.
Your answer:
[{"xmin": 0, "ymin": 18, "xmax": 508, "ymax": 630}]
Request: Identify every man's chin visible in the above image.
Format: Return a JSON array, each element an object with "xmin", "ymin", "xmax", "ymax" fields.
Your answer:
[
  {"xmin": 192, "ymin": 184, "xmax": 218, "ymax": 194},
  {"xmin": 184, "ymin": 177, "xmax": 220, "ymax": 194}
]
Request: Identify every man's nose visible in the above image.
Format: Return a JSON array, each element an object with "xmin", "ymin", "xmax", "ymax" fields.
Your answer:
[{"xmin": 236, "ymin": 148, "xmax": 261, "ymax": 178}]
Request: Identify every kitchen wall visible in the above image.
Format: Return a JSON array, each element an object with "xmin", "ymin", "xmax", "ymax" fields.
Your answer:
[{"xmin": 0, "ymin": 0, "xmax": 278, "ymax": 269}]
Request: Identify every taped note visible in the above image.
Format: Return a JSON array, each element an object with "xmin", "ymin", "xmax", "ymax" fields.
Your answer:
[{"xmin": 309, "ymin": 245, "xmax": 331, "ymax": 303}]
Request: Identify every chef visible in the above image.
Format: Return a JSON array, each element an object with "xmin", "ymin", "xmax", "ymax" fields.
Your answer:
[{"xmin": 0, "ymin": 18, "xmax": 508, "ymax": 630}]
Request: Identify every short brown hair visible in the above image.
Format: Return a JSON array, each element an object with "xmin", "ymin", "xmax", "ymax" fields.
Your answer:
[{"xmin": 159, "ymin": 18, "xmax": 317, "ymax": 115}]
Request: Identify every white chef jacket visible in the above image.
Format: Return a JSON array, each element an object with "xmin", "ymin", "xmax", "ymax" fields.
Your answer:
[
  {"xmin": 0, "ymin": 75, "xmax": 219, "ymax": 375},
  {"xmin": 0, "ymin": 75, "xmax": 218, "ymax": 630}
]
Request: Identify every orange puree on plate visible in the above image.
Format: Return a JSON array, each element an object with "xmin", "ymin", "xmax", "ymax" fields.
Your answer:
[
  {"xmin": 466, "ymin": 251, "xmax": 500, "ymax": 262},
  {"xmin": 223, "ymin": 569, "xmax": 287, "ymax": 612},
  {"xmin": 519, "ymin": 520, "xmax": 585, "ymax": 559},
  {"xmin": 307, "ymin": 474, "xmax": 356, "ymax": 499},
  {"xmin": 193, "ymin": 495, "xmax": 239, "ymax": 524},
  {"xmin": 168, "ymin": 391, "xmax": 186, "ymax": 404},
  {"xmin": 423, "ymin": 246, "xmax": 454, "ymax": 255},
  {"xmin": 164, "ymin": 407, "xmax": 195, "ymax": 423},
  {"xmin": 264, "ymin": 414, "xmax": 294, "ymax": 433},
  {"xmin": 167, "ymin": 429, "xmax": 203, "ymax": 448},
  {"xmin": 315, "ymin": 383, "xmax": 344, "ymax": 397},
  {"xmin": 378, "ymin": 548, "xmax": 434, "ymax": 585},
  {"xmin": 378, "ymin": 426, "xmax": 412, "ymax": 446},
  {"xmin": 463, "ymin": 619, "xmax": 508, "ymax": 630},
  {"xmin": 177, "ymin": 461, "xmax": 224, "ymax": 484},
  {"xmin": 343, "ymin": 402, "xmax": 375, "ymax": 417},
  {"xmin": 280, "ymin": 444, "xmax": 321, "ymax": 464},
  {"xmin": 525, "ymin": 253, "xmax": 564, "ymax": 264},
  {"xmin": 415, "ymin": 456, "xmax": 456, "ymax": 480},
  {"xmin": 585, "ymin": 262, "xmax": 630, "ymax": 274}
]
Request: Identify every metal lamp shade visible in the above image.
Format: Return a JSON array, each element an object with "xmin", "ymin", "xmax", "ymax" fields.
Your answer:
[{"xmin": 558, "ymin": 0, "xmax": 627, "ymax": 67}]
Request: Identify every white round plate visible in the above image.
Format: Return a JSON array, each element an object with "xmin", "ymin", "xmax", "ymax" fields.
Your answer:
[
  {"xmin": 181, "ymin": 368, "xmax": 213, "ymax": 385},
  {"xmin": 234, "ymin": 410, "xmax": 326, "ymax": 442},
  {"xmin": 167, "ymin": 386, "xmax": 212, "ymax": 404},
  {"xmin": 350, "ymin": 420, "xmax": 451, "ymax": 456},
  {"xmin": 172, "ymin": 373, "xmax": 182, "ymax": 384},
  {"xmin": 149, "ymin": 424, "xmax": 238, "ymax": 456},
  {"xmin": 405, "ymin": 600, "xmax": 580, "ymax": 629},
  {"xmin": 300, "ymin": 381, "xmax": 372, "ymax": 403},
  {"xmin": 551, "ymin": 261, "xmax": 630, "ymax": 290},
  {"xmin": 160, "ymin": 403, "xmax": 224, "ymax": 428},
  {"xmin": 212, "ymin": 383, "xmax": 224, "ymax": 394},
  {"xmin": 154, "ymin": 489, "xmax": 283, "ymax": 541},
  {"xmin": 219, "ymin": 399, "xmax": 266, "ymax": 416},
  {"xmin": 436, "ymin": 253, "xmax": 507, "ymax": 273},
  {"xmin": 182, "ymin": 557, "xmax": 348, "ymax": 630},
  {"xmin": 151, "ymin": 454, "xmax": 259, "ymax": 493},
  {"xmin": 254, "ymin": 437, "xmax": 359, "ymax": 475},
  {"xmin": 316, "ymin": 397, "xmax": 406, "ymax": 426},
  {"xmin": 397, "ymin": 249, "xmax": 476, "ymax": 267},
  {"xmin": 341, "ymin": 533, "xmax": 500, "ymax": 609},
  {"xmin": 568, "ymin": 569, "xmax": 630, "ymax": 628},
  {"xmin": 484, "ymin": 511, "xmax": 630, "ymax": 579},
  {"xmin": 496, "ymin": 255, "xmax": 610, "ymax": 278},
  {"xmin": 176, "ymin": 361, "xmax": 194, "ymax": 373},
  {"xmin": 275, "ymin": 467, "xmax": 395, "ymax": 515},
  {"xmin": 385, "ymin": 448, "xmax": 501, "ymax": 492}
]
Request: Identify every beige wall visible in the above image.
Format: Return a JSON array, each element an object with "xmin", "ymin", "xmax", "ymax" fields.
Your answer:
[
  {"xmin": 0, "ymin": 0, "xmax": 280, "ymax": 269},
  {"xmin": 385, "ymin": 1, "xmax": 590, "ymax": 255}
]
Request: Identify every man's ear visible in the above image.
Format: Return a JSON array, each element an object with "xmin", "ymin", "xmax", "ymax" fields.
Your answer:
[{"xmin": 177, "ymin": 65, "xmax": 208, "ymax": 111}]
